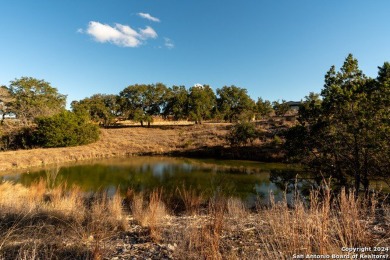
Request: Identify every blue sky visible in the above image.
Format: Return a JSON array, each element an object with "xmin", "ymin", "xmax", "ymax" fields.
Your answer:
[{"xmin": 1, "ymin": 0, "xmax": 390, "ymax": 107}]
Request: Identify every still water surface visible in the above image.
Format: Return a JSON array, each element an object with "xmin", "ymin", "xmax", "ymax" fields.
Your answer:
[{"xmin": 1, "ymin": 157, "xmax": 307, "ymax": 204}]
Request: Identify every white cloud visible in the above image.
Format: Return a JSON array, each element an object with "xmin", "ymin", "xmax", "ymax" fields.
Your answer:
[
  {"xmin": 85, "ymin": 21, "xmax": 158, "ymax": 47},
  {"xmin": 138, "ymin": 13, "xmax": 160, "ymax": 22},
  {"xmin": 164, "ymin": 37, "xmax": 174, "ymax": 49},
  {"xmin": 76, "ymin": 28, "xmax": 84, "ymax": 33},
  {"xmin": 140, "ymin": 26, "xmax": 158, "ymax": 39}
]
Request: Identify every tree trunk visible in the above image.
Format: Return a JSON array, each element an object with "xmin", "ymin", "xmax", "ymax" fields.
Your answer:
[
  {"xmin": 353, "ymin": 133, "xmax": 361, "ymax": 199},
  {"xmin": 362, "ymin": 149, "xmax": 370, "ymax": 197}
]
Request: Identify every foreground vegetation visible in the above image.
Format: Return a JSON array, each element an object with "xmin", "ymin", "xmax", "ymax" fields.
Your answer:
[{"xmin": 0, "ymin": 180, "xmax": 388, "ymax": 259}]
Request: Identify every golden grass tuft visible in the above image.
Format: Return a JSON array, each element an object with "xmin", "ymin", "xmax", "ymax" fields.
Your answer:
[
  {"xmin": 127, "ymin": 188, "xmax": 168, "ymax": 241},
  {"xmin": 0, "ymin": 181, "xmax": 127, "ymax": 259},
  {"xmin": 176, "ymin": 184, "xmax": 205, "ymax": 215}
]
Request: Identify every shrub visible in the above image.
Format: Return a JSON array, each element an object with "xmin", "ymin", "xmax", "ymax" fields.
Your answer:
[
  {"xmin": 34, "ymin": 111, "xmax": 99, "ymax": 148},
  {"xmin": 0, "ymin": 127, "xmax": 35, "ymax": 150},
  {"xmin": 227, "ymin": 122, "xmax": 259, "ymax": 146}
]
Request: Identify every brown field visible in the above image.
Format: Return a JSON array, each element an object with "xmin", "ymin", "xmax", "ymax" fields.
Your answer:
[{"xmin": 0, "ymin": 123, "xmax": 230, "ymax": 173}]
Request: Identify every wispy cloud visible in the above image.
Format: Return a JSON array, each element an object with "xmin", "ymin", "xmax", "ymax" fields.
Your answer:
[
  {"xmin": 85, "ymin": 21, "xmax": 158, "ymax": 47},
  {"xmin": 138, "ymin": 12, "xmax": 160, "ymax": 22},
  {"xmin": 140, "ymin": 26, "xmax": 158, "ymax": 39},
  {"xmin": 164, "ymin": 37, "xmax": 175, "ymax": 49}
]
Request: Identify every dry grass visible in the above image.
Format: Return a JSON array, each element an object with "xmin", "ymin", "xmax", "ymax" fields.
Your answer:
[
  {"xmin": 160, "ymin": 186, "xmax": 389, "ymax": 260},
  {"xmin": 0, "ymin": 180, "xmax": 388, "ymax": 259},
  {"xmin": 176, "ymin": 184, "xmax": 205, "ymax": 215},
  {"xmin": 256, "ymin": 187, "xmax": 386, "ymax": 259},
  {"xmin": 0, "ymin": 180, "xmax": 127, "ymax": 260},
  {"xmin": 126, "ymin": 188, "xmax": 168, "ymax": 241}
]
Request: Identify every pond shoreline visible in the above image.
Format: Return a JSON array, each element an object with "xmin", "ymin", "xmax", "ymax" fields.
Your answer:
[{"xmin": 1, "ymin": 125, "xmax": 284, "ymax": 174}]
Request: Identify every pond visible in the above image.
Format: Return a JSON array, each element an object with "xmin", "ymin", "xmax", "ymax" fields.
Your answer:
[{"xmin": 1, "ymin": 156, "xmax": 310, "ymax": 205}]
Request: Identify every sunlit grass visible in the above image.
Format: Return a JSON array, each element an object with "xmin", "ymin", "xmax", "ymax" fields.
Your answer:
[{"xmin": 0, "ymin": 179, "xmax": 388, "ymax": 259}]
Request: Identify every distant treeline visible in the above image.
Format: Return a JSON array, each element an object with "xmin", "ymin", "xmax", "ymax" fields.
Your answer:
[
  {"xmin": 70, "ymin": 84, "xmax": 292, "ymax": 127},
  {"xmin": 0, "ymin": 77, "xmax": 291, "ymax": 148},
  {"xmin": 1, "ymin": 80, "xmax": 294, "ymax": 129}
]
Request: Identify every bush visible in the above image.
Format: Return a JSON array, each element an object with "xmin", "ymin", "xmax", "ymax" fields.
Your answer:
[
  {"xmin": 34, "ymin": 111, "xmax": 100, "ymax": 148},
  {"xmin": 0, "ymin": 127, "xmax": 35, "ymax": 150},
  {"xmin": 227, "ymin": 122, "xmax": 259, "ymax": 146}
]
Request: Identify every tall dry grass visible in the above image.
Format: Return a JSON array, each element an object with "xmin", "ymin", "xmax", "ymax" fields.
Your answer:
[
  {"xmin": 0, "ymin": 180, "xmax": 388, "ymax": 259},
  {"xmin": 176, "ymin": 184, "xmax": 205, "ymax": 215},
  {"xmin": 257, "ymin": 186, "xmax": 384, "ymax": 259},
  {"xmin": 126, "ymin": 188, "xmax": 168, "ymax": 241},
  {"xmin": 0, "ymin": 180, "xmax": 126, "ymax": 260},
  {"xmin": 156, "ymin": 184, "xmax": 388, "ymax": 260}
]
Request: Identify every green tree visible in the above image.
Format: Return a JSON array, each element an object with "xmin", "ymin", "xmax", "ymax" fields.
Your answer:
[
  {"xmin": 0, "ymin": 86, "xmax": 14, "ymax": 124},
  {"xmin": 119, "ymin": 83, "xmax": 168, "ymax": 127},
  {"xmin": 216, "ymin": 85, "xmax": 255, "ymax": 122},
  {"xmin": 188, "ymin": 84, "xmax": 216, "ymax": 124},
  {"xmin": 163, "ymin": 85, "xmax": 189, "ymax": 120},
  {"xmin": 71, "ymin": 94, "xmax": 120, "ymax": 127},
  {"xmin": 34, "ymin": 111, "xmax": 100, "ymax": 148},
  {"xmin": 285, "ymin": 54, "xmax": 390, "ymax": 195},
  {"xmin": 297, "ymin": 92, "xmax": 322, "ymax": 126},
  {"xmin": 8, "ymin": 77, "xmax": 66, "ymax": 124},
  {"xmin": 255, "ymin": 97, "xmax": 273, "ymax": 119}
]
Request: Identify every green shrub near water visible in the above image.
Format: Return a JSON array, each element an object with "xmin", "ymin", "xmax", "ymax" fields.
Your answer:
[
  {"xmin": 34, "ymin": 111, "xmax": 100, "ymax": 148},
  {"xmin": 227, "ymin": 122, "xmax": 259, "ymax": 146}
]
